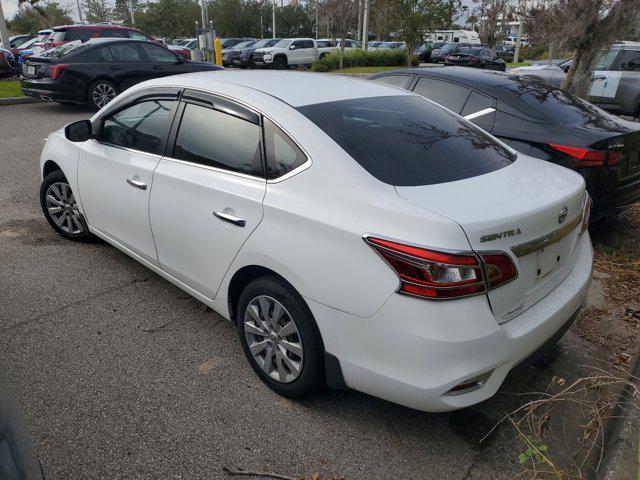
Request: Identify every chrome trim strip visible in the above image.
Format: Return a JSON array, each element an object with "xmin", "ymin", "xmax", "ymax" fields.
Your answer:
[
  {"xmin": 161, "ymin": 156, "xmax": 267, "ymax": 183},
  {"xmin": 510, "ymin": 210, "xmax": 584, "ymax": 258},
  {"xmin": 463, "ymin": 107, "xmax": 496, "ymax": 121}
]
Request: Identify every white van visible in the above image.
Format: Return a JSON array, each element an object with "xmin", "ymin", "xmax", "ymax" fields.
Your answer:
[{"xmin": 426, "ymin": 30, "xmax": 481, "ymax": 45}]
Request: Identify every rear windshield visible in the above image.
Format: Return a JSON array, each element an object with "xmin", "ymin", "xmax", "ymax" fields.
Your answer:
[
  {"xmin": 298, "ymin": 95, "xmax": 515, "ymax": 186},
  {"xmin": 497, "ymin": 80, "xmax": 608, "ymax": 123},
  {"xmin": 40, "ymin": 40, "xmax": 86, "ymax": 58}
]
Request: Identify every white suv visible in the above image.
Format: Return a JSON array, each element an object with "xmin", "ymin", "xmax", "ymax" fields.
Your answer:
[
  {"xmin": 253, "ymin": 38, "xmax": 318, "ymax": 69},
  {"xmin": 317, "ymin": 38, "xmax": 361, "ymax": 59}
]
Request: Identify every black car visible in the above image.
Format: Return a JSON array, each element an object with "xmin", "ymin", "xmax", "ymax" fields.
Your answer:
[
  {"xmin": 370, "ymin": 67, "xmax": 640, "ymax": 221},
  {"xmin": 20, "ymin": 38, "xmax": 222, "ymax": 109},
  {"xmin": 1, "ymin": 47, "xmax": 18, "ymax": 78},
  {"xmin": 495, "ymin": 44, "xmax": 515, "ymax": 62},
  {"xmin": 445, "ymin": 47, "xmax": 506, "ymax": 71},
  {"xmin": 232, "ymin": 38, "xmax": 281, "ymax": 68},
  {"xmin": 429, "ymin": 42, "xmax": 476, "ymax": 63}
]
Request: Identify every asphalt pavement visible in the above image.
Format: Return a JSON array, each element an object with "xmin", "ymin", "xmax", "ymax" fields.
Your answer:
[{"xmin": 0, "ymin": 101, "xmax": 604, "ymax": 480}]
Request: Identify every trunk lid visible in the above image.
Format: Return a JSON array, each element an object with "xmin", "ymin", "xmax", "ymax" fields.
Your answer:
[
  {"xmin": 396, "ymin": 156, "xmax": 587, "ymax": 323},
  {"xmin": 21, "ymin": 56, "xmax": 53, "ymax": 79}
]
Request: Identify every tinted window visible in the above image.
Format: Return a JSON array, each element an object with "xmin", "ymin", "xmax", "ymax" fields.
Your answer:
[
  {"xmin": 373, "ymin": 74, "xmax": 412, "ymax": 89},
  {"xmin": 619, "ymin": 50, "xmax": 640, "ymax": 71},
  {"xmin": 173, "ymin": 103, "xmax": 262, "ymax": 176},
  {"xmin": 461, "ymin": 91, "xmax": 496, "ymax": 131},
  {"xmin": 497, "ymin": 80, "xmax": 611, "ymax": 123},
  {"xmin": 63, "ymin": 29, "xmax": 92, "ymax": 42},
  {"xmin": 106, "ymin": 43, "xmax": 142, "ymax": 62},
  {"xmin": 595, "ymin": 49, "xmax": 619, "ymax": 70},
  {"xmin": 101, "ymin": 29, "xmax": 129, "ymax": 38},
  {"xmin": 413, "ymin": 77, "xmax": 471, "ymax": 113},
  {"xmin": 101, "ymin": 100, "xmax": 175, "ymax": 155},
  {"xmin": 293, "ymin": 40, "xmax": 314, "ymax": 49},
  {"xmin": 298, "ymin": 96, "xmax": 515, "ymax": 186},
  {"xmin": 264, "ymin": 118, "xmax": 306, "ymax": 179},
  {"xmin": 129, "ymin": 31, "xmax": 148, "ymax": 40},
  {"xmin": 142, "ymin": 43, "xmax": 176, "ymax": 62}
]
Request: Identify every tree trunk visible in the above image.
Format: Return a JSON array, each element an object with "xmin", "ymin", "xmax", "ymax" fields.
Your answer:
[{"xmin": 406, "ymin": 41, "xmax": 414, "ymax": 67}]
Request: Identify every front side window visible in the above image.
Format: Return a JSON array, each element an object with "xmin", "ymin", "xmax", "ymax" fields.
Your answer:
[
  {"xmin": 373, "ymin": 74, "xmax": 412, "ymax": 89},
  {"xmin": 618, "ymin": 50, "xmax": 640, "ymax": 71},
  {"xmin": 142, "ymin": 43, "xmax": 177, "ymax": 62},
  {"xmin": 594, "ymin": 49, "xmax": 620, "ymax": 70},
  {"xmin": 298, "ymin": 95, "xmax": 514, "ymax": 187},
  {"xmin": 129, "ymin": 31, "xmax": 148, "ymax": 40},
  {"xmin": 106, "ymin": 43, "xmax": 143, "ymax": 62},
  {"xmin": 263, "ymin": 118, "xmax": 306, "ymax": 179},
  {"xmin": 101, "ymin": 100, "xmax": 175, "ymax": 155},
  {"xmin": 413, "ymin": 77, "xmax": 471, "ymax": 114},
  {"xmin": 173, "ymin": 103, "xmax": 262, "ymax": 176}
]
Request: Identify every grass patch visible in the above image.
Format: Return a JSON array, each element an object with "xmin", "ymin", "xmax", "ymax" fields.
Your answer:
[
  {"xmin": 334, "ymin": 66, "xmax": 406, "ymax": 74},
  {"xmin": 0, "ymin": 80, "xmax": 23, "ymax": 98},
  {"xmin": 507, "ymin": 61, "xmax": 532, "ymax": 67}
]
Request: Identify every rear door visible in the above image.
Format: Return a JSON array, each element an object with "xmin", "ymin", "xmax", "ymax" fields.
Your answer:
[
  {"xmin": 97, "ymin": 42, "xmax": 149, "ymax": 90},
  {"xmin": 149, "ymin": 90, "xmax": 266, "ymax": 299}
]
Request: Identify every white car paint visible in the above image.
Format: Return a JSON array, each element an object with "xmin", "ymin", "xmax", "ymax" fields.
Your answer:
[
  {"xmin": 40, "ymin": 71, "xmax": 593, "ymax": 412},
  {"xmin": 253, "ymin": 38, "xmax": 318, "ymax": 67}
]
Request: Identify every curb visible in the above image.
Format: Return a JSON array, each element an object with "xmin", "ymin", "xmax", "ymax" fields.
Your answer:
[{"xmin": 0, "ymin": 96, "xmax": 41, "ymax": 106}]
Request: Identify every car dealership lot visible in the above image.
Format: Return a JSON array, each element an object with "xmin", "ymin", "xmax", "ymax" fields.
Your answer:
[{"xmin": 1, "ymin": 101, "xmax": 638, "ymax": 479}]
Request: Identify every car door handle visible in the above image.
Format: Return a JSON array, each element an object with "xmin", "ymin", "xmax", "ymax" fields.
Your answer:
[
  {"xmin": 593, "ymin": 75, "xmax": 607, "ymax": 80},
  {"xmin": 126, "ymin": 178, "xmax": 147, "ymax": 190},
  {"xmin": 213, "ymin": 211, "xmax": 245, "ymax": 227},
  {"xmin": 153, "ymin": 65, "xmax": 164, "ymax": 70},
  {"xmin": 108, "ymin": 65, "xmax": 121, "ymax": 71}
]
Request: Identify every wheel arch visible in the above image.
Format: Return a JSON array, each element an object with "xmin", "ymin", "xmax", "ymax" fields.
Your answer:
[{"xmin": 42, "ymin": 159, "xmax": 63, "ymax": 179}]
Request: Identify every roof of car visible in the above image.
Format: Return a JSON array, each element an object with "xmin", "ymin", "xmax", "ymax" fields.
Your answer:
[
  {"xmin": 54, "ymin": 24, "xmax": 136, "ymax": 30},
  {"xmin": 374, "ymin": 66, "xmax": 520, "ymax": 87},
  {"xmin": 141, "ymin": 70, "xmax": 411, "ymax": 107}
]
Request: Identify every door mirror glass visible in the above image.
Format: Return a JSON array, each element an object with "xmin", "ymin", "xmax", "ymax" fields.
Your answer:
[
  {"xmin": 65, "ymin": 120, "xmax": 92, "ymax": 142},
  {"xmin": 561, "ymin": 63, "xmax": 570, "ymax": 73},
  {"xmin": 289, "ymin": 44, "xmax": 296, "ymax": 50}
]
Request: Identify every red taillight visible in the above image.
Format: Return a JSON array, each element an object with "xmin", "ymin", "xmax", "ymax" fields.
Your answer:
[
  {"xmin": 481, "ymin": 253, "xmax": 518, "ymax": 289},
  {"xmin": 548, "ymin": 143, "xmax": 622, "ymax": 167},
  {"xmin": 47, "ymin": 64, "xmax": 68, "ymax": 80}
]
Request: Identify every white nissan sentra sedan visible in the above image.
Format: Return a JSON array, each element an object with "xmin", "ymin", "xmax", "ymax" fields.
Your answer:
[{"xmin": 38, "ymin": 71, "xmax": 593, "ymax": 412}]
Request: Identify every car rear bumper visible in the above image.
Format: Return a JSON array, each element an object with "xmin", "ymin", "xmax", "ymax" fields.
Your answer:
[
  {"xmin": 584, "ymin": 170, "xmax": 640, "ymax": 221},
  {"xmin": 20, "ymin": 77, "xmax": 84, "ymax": 103},
  {"xmin": 309, "ymin": 234, "xmax": 593, "ymax": 412}
]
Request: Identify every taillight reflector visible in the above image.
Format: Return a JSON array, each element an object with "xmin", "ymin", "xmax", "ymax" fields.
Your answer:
[
  {"xmin": 47, "ymin": 64, "xmax": 68, "ymax": 80},
  {"xmin": 365, "ymin": 237, "xmax": 517, "ymax": 300},
  {"xmin": 548, "ymin": 143, "xmax": 622, "ymax": 167}
]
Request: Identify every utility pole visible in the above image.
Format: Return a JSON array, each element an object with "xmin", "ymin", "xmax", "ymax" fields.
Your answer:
[
  {"xmin": 513, "ymin": 20, "xmax": 523, "ymax": 64},
  {"xmin": 315, "ymin": 5, "xmax": 318, "ymax": 40},
  {"xmin": 0, "ymin": 0, "xmax": 9, "ymax": 48},
  {"xmin": 200, "ymin": 0, "xmax": 207, "ymax": 32},
  {"xmin": 272, "ymin": 0, "xmax": 276, "ymax": 38},
  {"xmin": 356, "ymin": 0, "xmax": 362, "ymax": 45},
  {"xmin": 361, "ymin": 0, "xmax": 369, "ymax": 52},
  {"xmin": 129, "ymin": 0, "xmax": 135, "ymax": 26},
  {"xmin": 76, "ymin": 0, "xmax": 84, "ymax": 22}
]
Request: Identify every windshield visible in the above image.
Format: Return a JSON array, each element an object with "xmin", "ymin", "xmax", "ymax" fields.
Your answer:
[
  {"xmin": 298, "ymin": 95, "xmax": 515, "ymax": 186},
  {"xmin": 234, "ymin": 41, "xmax": 255, "ymax": 49},
  {"xmin": 18, "ymin": 37, "xmax": 39, "ymax": 49},
  {"xmin": 498, "ymin": 80, "xmax": 611, "ymax": 123},
  {"xmin": 252, "ymin": 39, "xmax": 274, "ymax": 48},
  {"xmin": 40, "ymin": 40, "xmax": 85, "ymax": 58},
  {"xmin": 272, "ymin": 39, "xmax": 292, "ymax": 48},
  {"xmin": 441, "ymin": 43, "xmax": 458, "ymax": 52}
]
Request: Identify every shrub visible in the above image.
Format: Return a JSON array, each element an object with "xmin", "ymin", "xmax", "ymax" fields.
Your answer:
[{"xmin": 311, "ymin": 49, "xmax": 417, "ymax": 72}]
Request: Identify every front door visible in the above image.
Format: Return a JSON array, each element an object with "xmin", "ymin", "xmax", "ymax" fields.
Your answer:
[
  {"xmin": 588, "ymin": 49, "xmax": 621, "ymax": 103},
  {"xmin": 77, "ymin": 97, "xmax": 178, "ymax": 265},
  {"xmin": 149, "ymin": 92, "xmax": 266, "ymax": 299},
  {"xmin": 96, "ymin": 42, "xmax": 152, "ymax": 91}
]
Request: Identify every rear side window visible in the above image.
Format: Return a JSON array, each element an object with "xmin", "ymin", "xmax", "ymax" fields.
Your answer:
[
  {"xmin": 298, "ymin": 95, "xmax": 514, "ymax": 186},
  {"xmin": 461, "ymin": 91, "xmax": 496, "ymax": 131},
  {"xmin": 619, "ymin": 50, "xmax": 640, "ymax": 71},
  {"xmin": 373, "ymin": 74, "xmax": 412, "ymax": 89},
  {"xmin": 100, "ymin": 29, "xmax": 129, "ymax": 38},
  {"xmin": 58, "ymin": 29, "xmax": 93, "ymax": 42},
  {"xmin": 103, "ymin": 43, "xmax": 143, "ymax": 62},
  {"xmin": 173, "ymin": 103, "xmax": 262, "ymax": 176},
  {"xmin": 263, "ymin": 118, "xmax": 306, "ymax": 179},
  {"xmin": 101, "ymin": 100, "xmax": 175, "ymax": 155},
  {"xmin": 129, "ymin": 31, "xmax": 148, "ymax": 40},
  {"xmin": 142, "ymin": 43, "xmax": 176, "ymax": 62},
  {"xmin": 413, "ymin": 77, "xmax": 471, "ymax": 113}
]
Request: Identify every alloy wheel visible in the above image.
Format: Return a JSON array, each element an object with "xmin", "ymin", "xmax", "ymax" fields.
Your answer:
[
  {"xmin": 244, "ymin": 295, "xmax": 304, "ymax": 383},
  {"xmin": 92, "ymin": 83, "xmax": 116, "ymax": 108},
  {"xmin": 45, "ymin": 182, "xmax": 85, "ymax": 235}
]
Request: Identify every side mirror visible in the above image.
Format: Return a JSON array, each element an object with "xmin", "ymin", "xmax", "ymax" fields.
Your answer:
[
  {"xmin": 561, "ymin": 64, "xmax": 570, "ymax": 73},
  {"xmin": 289, "ymin": 44, "xmax": 296, "ymax": 50},
  {"xmin": 64, "ymin": 120, "xmax": 92, "ymax": 142}
]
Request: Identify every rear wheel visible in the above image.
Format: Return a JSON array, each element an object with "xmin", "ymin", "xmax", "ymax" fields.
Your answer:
[
  {"xmin": 40, "ymin": 170, "xmax": 93, "ymax": 242},
  {"xmin": 237, "ymin": 276, "xmax": 324, "ymax": 398},
  {"xmin": 87, "ymin": 80, "xmax": 117, "ymax": 110},
  {"xmin": 273, "ymin": 56, "xmax": 287, "ymax": 70}
]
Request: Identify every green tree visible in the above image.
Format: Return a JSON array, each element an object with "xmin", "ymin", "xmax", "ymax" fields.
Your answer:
[
  {"xmin": 112, "ymin": 0, "xmax": 141, "ymax": 27},
  {"xmin": 83, "ymin": 0, "xmax": 112, "ymax": 23},
  {"xmin": 390, "ymin": 0, "xmax": 450, "ymax": 65},
  {"xmin": 9, "ymin": 1, "xmax": 73, "ymax": 33},
  {"xmin": 136, "ymin": 0, "xmax": 201, "ymax": 38},
  {"xmin": 208, "ymin": 0, "xmax": 262, "ymax": 37}
]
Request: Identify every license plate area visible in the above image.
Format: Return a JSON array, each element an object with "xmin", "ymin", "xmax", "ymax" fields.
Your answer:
[
  {"xmin": 536, "ymin": 242, "xmax": 561, "ymax": 279},
  {"xmin": 27, "ymin": 65, "xmax": 36, "ymax": 75}
]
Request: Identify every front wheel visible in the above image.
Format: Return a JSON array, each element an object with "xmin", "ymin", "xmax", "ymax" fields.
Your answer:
[
  {"xmin": 40, "ymin": 170, "xmax": 93, "ymax": 242},
  {"xmin": 87, "ymin": 80, "xmax": 118, "ymax": 110},
  {"xmin": 272, "ymin": 56, "xmax": 287, "ymax": 70},
  {"xmin": 237, "ymin": 276, "xmax": 324, "ymax": 398}
]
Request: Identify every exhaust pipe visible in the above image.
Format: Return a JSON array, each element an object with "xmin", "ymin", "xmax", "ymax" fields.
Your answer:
[{"xmin": 40, "ymin": 95, "xmax": 52, "ymax": 102}]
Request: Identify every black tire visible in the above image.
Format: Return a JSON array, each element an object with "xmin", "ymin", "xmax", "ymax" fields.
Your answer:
[
  {"xmin": 273, "ymin": 56, "xmax": 287, "ymax": 70},
  {"xmin": 237, "ymin": 276, "xmax": 324, "ymax": 398},
  {"xmin": 87, "ymin": 79, "xmax": 118, "ymax": 111},
  {"xmin": 500, "ymin": 64, "xmax": 506, "ymax": 72},
  {"xmin": 40, "ymin": 170, "xmax": 94, "ymax": 242}
]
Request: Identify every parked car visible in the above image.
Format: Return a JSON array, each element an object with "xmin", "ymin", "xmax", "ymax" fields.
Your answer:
[
  {"xmin": 253, "ymin": 38, "xmax": 318, "ymax": 69},
  {"xmin": 377, "ymin": 41, "xmax": 405, "ymax": 50},
  {"xmin": 222, "ymin": 39, "xmax": 256, "ymax": 67},
  {"xmin": 370, "ymin": 67, "xmax": 640, "ymax": 221},
  {"xmin": 502, "ymin": 35, "xmax": 530, "ymax": 47},
  {"xmin": 495, "ymin": 44, "xmax": 515, "ymax": 62},
  {"xmin": 20, "ymin": 38, "xmax": 222, "ymax": 109},
  {"xmin": 316, "ymin": 38, "xmax": 361, "ymax": 59},
  {"xmin": 0, "ymin": 47, "xmax": 18, "ymax": 78},
  {"xmin": 8, "ymin": 34, "xmax": 34, "ymax": 49},
  {"xmin": 430, "ymin": 42, "xmax": 476, "ymax": 63},
  {"xmin": 415, "ymin": 42, "xmax": 446, "ymax": 62},
  {"xmin": 43, "ymin": 23, "xmax": 159, "ymax": 50},
  {"xmin": 166, "ymin": 43, "xmax": 192, "ymax": 59},
  {"xmin": 180, "ymin": 38, "xmax": 198, "ymax": 50},
  {"xmin": 367, "ymin": 41, "xmax": 383, "ymax": 50},
  {"xmin": 11, "ymin": 29, "xmax": 52, "ymax": 61},
  {"xmin": 445, "ymin": 47, "xmax": 506, "ymax": 71},
  {"xmin": 511, "ymin": 42, "xmax": 640, "ymax": 117},
  {"xmin": 232, "ymin": 38, "xmax": 281, "ymax": 68},
  {"xmin": 40, "ymin": 70, "xmax": 592, "ymax": 412}
]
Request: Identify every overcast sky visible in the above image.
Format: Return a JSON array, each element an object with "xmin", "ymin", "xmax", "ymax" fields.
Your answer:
[{"xmin": 3, "ymin": 0, "xmax": 476, "ymax": 27}]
